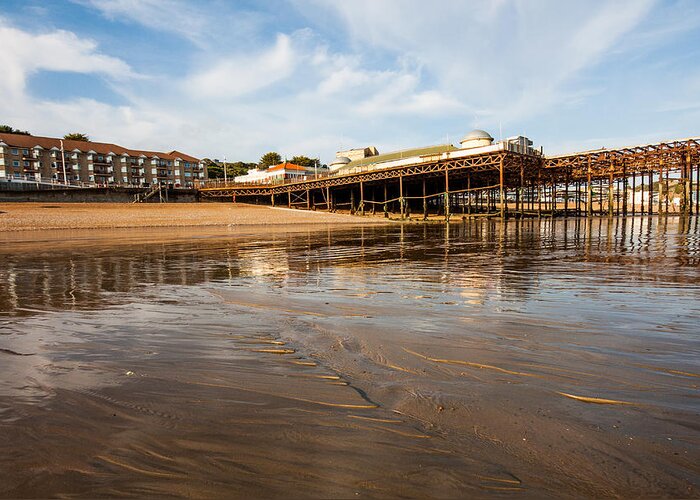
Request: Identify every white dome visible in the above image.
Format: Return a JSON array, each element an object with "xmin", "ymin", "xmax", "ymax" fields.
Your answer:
[
  {"xmin": 459, "ymin": 129, "xmax": 494, "ymax": 149},
  {"xmin": 329, "ymin": 156, "xmax": 351, "ymax": 165},
  {"xmin": 461, "ymin": 129, "xmax": 493, "ymax": 142}
]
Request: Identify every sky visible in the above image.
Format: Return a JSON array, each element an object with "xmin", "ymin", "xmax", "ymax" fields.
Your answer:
[{"xmin": 1, "ymin": 0, "xmax": 699, "ymax": 163}]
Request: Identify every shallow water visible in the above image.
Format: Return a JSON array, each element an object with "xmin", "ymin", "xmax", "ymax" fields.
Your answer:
[{"xmin": 0, "ymin": 217, "xmax": 698, "ymax": 497}]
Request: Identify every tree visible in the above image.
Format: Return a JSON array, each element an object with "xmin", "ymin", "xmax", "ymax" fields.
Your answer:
[
  {"xmin": 203, "ymin": 158, "xmax": 257, "ymax": 179},
  {"xmin": 290, "ymin": 155, "xmax": 321, "ymax": 168},
  {"xmin": 0, "ymin": 125, "xmax": 31, "ymax": 135},
  {"xmin": 64, "ymin": 132, "xmax": 90, "ymax": 141},
  {"xmin": 258, "ymin": 152, "xmax": 281, "ymax": 170}
]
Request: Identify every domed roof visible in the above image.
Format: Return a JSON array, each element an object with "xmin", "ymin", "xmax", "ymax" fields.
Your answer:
[
  {"xmin": 329, "ymin": 156, "xmax": 351, "ymax": 165},
  {"xmin": 461, "ymin": 129, "xmax": 493, "ymax": 143}
]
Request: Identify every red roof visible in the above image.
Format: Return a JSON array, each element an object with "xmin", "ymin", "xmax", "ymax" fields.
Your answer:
[
  {"xmin": 268, "ymin": 162, "xmax": 309, "ymax": 172},
  {"xmin": 169, "ymin": 150, "xmax": 200, "ymax": 162},
  {"xmin": 0, "ymin": 132, "xmax": 199, "ymax": 161}
]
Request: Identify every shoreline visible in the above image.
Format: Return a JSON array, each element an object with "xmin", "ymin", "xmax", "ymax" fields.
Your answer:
[{"xmin": 0, "ymin": 202, "xmax": 390, "ymax": 232}]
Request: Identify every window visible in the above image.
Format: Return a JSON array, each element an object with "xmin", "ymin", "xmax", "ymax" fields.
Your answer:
[
  {"xmin": 23, "ymin": 161, "xmax": 30, "ymax": 167},
  {"xmin": 22, "ymin": 149, "xmax": 29, "ymax": 155},
  {"xmin": 12, "ymin": 160, "xmax": 19, "ymax": 167},
  {"xmin": 11, "ymin": 148, "xmax": 18, "ymax": 155}
]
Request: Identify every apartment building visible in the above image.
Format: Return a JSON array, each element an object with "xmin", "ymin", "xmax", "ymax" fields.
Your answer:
[{"xmin": 0, "ymin": 133, "xmax": 207, "ymax": 188}]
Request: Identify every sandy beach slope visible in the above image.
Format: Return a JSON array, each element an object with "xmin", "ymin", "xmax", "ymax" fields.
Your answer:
[{"xmin": 0, "ymin": 202, "xmax": 388, "ymax": 231}]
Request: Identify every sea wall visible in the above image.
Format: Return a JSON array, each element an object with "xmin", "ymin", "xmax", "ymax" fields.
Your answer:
[{"xmin": 0, "ymin": 185, "xmax": 198, "ymax": 203}]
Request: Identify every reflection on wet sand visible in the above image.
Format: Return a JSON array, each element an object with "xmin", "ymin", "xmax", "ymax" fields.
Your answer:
[{"xmin": 0, "ymin": 216, "xmax": 699, "ymax": 497}]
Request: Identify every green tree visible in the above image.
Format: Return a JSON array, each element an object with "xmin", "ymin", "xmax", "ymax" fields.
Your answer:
[
  {"xmin": 258, "ymin": 151, "xmax": 281, "ymax": 170},
  {"xmin": 290, "ymin": 155, "xmax": 320, "ymax": 168},
  {"xmin": 204, "ymin": 159, "xmax": 224, "ymax": 179},
  {"xmin": 203, "ymin": 158, "xmax": 257, "ymax": 179},
  {"xmin": 64, "ymin": 132, "xmax": 90, "ymax": 141},
  {"xmin": 0, "ymin": 125, "xmax": 31, "ymax": 135}
]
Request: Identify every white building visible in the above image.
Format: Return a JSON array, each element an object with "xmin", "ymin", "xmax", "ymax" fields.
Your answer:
[{"xmin": 234, "ymin": 162, "xmax": 320, "ymax": 184}]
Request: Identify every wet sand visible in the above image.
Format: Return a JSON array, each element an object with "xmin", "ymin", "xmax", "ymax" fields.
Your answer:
[
  {"xmin": 0, "ymin": 202, "xmax": 388, "ymax": 231},
  {"xmin": 0, "ymin": 217, "xmax": 698, "ymax": 497}
]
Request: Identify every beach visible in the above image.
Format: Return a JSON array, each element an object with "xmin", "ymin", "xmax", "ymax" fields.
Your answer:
[
  {"xmin": 0, "ymin": 217, "xmax": 698, "ymax": 497},
  {"xmin": 0, "ymin": 202, "xmax": 387, "ymax": 232}
]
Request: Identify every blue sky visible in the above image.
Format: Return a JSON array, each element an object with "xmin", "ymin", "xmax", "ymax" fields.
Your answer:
[{"xmin": 1, "ymin": 0, "xmax": 699, "ymax": 162}]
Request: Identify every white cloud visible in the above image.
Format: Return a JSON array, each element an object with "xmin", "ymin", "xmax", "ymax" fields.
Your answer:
[
  {"xmin": 305, "ymin": 0, "xmax": 657, "ymax": 124},
  {"xmin": 76, "ymin": 0, "xmax": 209, "ymax": 45},
  {"xmin": 186, "ymin": 34, "xmax": 297, "ymax": 99},
  {"xmin": 0, "ymin": 18, "xmax": 135, "ymax": 98}
]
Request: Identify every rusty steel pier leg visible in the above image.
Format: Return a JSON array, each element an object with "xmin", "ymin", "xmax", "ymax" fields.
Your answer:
[
  {"xmin": 360, "ymin": 180, "xmax": 365, "ymax": 216},
  {"xmin": 287, "ymin": 191, "xmax": 291, "ymax": 208},
  {"xmin": 399, "ymin": 174, "xmax": 405, "ymax": 220},
  {"xmin": 422, "ymin": 178, "xmax": 428, "ymax": 220},
  {"xmin": 537, "ymin": 171, "xmax": 542, "ymax": 218},
  {"xmin": 696, "ymin": 151, "xmax": 700, "ymax": 215},
  {"xmin": 564, "ymin": 170, "xmax": 569, "ymax": 218},
  {"xmin": 587, "ymin": 157, "xmax": 593, "ymax": 217},
  {"xmin": 608, "ymin": 167, "xmax": 614, "ymax": 218},
  {"xmin": 622, "ymin": 162, "xmax": 627, "ymax": 216},
  {"xmin": 468, "ymin": 173, "xmax": 473, "ymax": 216},
  {"xmin": 685, "ymin": 151, "xmax": 692, "ymax": 215},
  {"xmin": 658, "ymin": 161, "xmax": 663, "ymax": 215},
  {"xmin": 444, "ymin": 168, "xmax": 450, "ymax": 222},
  {"xmin": 665, "ymin": 161, "xmax": 670, "ymax": 214},
  {"xmin": 631, "ymin": 170, "xmax": 636, "ymax": 216},
  {"xmin": 383, "ymin": 184, "xmax": 388, "ymax": 218},
  {"xmin": 499, "ymin": 157, "xmax": 505, "ymax": 220}
]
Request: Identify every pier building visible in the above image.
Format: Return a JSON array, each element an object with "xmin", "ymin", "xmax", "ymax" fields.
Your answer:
[{"xmin": 234, "ymin": 162, "xmax": 324, "ymax": 184}]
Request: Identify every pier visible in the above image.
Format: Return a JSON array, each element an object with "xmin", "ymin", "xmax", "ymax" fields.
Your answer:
[{"xmin": 199, "ymin": 136, "xmax": 700, "ymax": 220}]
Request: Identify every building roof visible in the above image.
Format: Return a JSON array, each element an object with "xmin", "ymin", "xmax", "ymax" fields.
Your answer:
[
  {"xmin": 344, "ymin": 144, "xmax": 457, "ymax": 170},
  {"xmin": 169, "ymin": 150, "xmax": 200, "ymax": 162},
  {"xmin": 329, "ymin": 156, "xmax": 351, "ymax": 166},
  {"xmin": 268, "ymin": 162, "xmax": 309, "ymax": 172},
  {"xmin": 460, "ymin": 129, "xmax": 493, "ymax": 143},
  {"xmin": 0, "ymin": 132, "xmax": 199, "ymax": 161}
]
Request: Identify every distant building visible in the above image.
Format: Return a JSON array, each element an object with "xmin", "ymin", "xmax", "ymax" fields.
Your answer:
[
  {"xmin": 234, "ymin": 162, "xmax": 321, "ymax": 184},
  {"xmin": 336, "ymin": 146, "xmax": 379, "ymax": 162},
  {"xmin": 328, "ymin": 129, "xmax": 540, "ymax": 174},
  {"xmin": 0, "ymin": 133, "xmax": 207, "ymax": 188}
]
